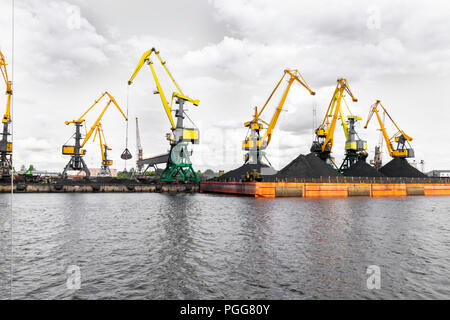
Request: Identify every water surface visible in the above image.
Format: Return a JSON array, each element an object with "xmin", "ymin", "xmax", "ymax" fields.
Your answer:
[{"xmin": 0, "ymin": 193, "xmax": 449, "ymax": 299}]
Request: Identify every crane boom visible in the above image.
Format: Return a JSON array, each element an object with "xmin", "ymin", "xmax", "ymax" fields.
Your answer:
[
  {"xmin": 261, "ymin": 70, "xmax": 315, "ymax": 146},
  {"xmin": 65, "ymin": 92, "xmax": 127, "ymax": 125},
  {"xmin": 321, "ymin": 78, "xmax": 357, "ymax": 153},
  {"xmin": 66, "ymin": 92, "xmax": 127, "ymax": 147},
  {"xmin": 62, "ymin": 92, "xmax": 127, "ymax": 178},
  {"xmin": 128, "ymin": 48, "xmax": 198, "ymax": 131},
  {"xmin": 0, "ymin": 51, "xmax": 12, "ymax": 124},
  {"xmin": 93, "ymin": 123, "xmax": 109, "ymax": 162},
  {"xmin": 93, "ymin": 123, "xmax": 113, "ymax": 176}
]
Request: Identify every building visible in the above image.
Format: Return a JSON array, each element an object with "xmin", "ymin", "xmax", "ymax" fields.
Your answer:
[
  {"xmin": 33, "ymin": 171, "xmax": 60, "ymax": 177},
  {"xmin": 426, "ymin": 170, "xmax": 450, "ymax": 178},
  {"xmin": 75, "ymin": 168, "xmax": 118, "ymax": 177}
]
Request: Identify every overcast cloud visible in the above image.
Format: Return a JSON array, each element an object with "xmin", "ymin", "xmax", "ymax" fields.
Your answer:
[{"xmin": 0, "ymin": 0, "xmax": 449, "ymax": 173}]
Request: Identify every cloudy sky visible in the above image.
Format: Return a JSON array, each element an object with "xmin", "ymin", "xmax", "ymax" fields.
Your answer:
[{"xmin": 0, "ymin": 0, "xmax": 449, "ymax": 173}]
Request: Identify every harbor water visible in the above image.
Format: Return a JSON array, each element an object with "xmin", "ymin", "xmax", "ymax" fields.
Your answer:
[{"xmin": 0, "ymin": 193, "xmax": 449, "ymax": 299}]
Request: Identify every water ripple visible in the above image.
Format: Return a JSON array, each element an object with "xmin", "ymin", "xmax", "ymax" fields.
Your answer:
[{"xmin": 0, "ymin": 193, "xmax": 449, "ymax": 299}]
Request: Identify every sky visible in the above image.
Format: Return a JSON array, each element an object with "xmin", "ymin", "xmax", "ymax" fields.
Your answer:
[{"xmin": 0, "ymin": 0, "xmax": 449, "ymax": 173}]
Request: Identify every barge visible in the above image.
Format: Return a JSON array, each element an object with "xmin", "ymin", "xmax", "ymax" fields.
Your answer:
[{"xmin": 200, "ymin": 177, "xmax": 450, "ymax": 198}]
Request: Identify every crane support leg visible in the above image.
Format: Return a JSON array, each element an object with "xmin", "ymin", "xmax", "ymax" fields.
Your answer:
[
  {"xmin": 159, "ymin": 142, "xmax": 199, "ymax": 183},
  {"xmin": 62, "ymin": 122, "xmax": 91, "ymax": 178},
  {"xmin": 0, "ymin": 152, "xmax": 12, "ymax": 178},
  {"xmin": 156, "ymin": 99, "xmax": 200, "ymax": 183},
  {"xmin": 99, "ymin": 166, "xmax": 111, "ymax": 176},
  {"xmin": 62, "ymin": 156, "xmax": 90, "ymax": 178}
]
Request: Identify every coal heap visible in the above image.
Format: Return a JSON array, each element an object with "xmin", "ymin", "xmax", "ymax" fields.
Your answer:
[
  {"xmin": 343, "ymin": 160, "xmax": 385, "ymax": 177},
  {"xmin": 217, "ymin": 163, "xmax": 277, "ymax": 181},
  {"xmin": 276, "ymin": 153, "xmax": 340, "ymax": 178},
  {"xmin": 379, "ymin": 158, "xmax": 427, "ymax": 178}
]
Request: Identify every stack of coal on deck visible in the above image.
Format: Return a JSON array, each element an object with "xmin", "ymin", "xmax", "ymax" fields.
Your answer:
[
  {"xmin": 216, "ymin": 163, "xmax": 277, "ymax": 181},
  {"xmin": 217, "ymin": 153, "xmax": 342, "ymax": 182},
  {"xmin": 216, "ymin": 151, "xmax": 427, "ymax": 182},
  {"xmin": 379, "ymin": 158, "xmax": 427, "ymax": 177},
  {"xmin": 275, "ymin": 153, "xmax": 340, "ymax": 180},
  {"xmin": 342, "ymin": 160, "xmax": 385, "ymax": 177},
  {"xmin": 343, "ymin": 158, "xmax": 427, "ymax": 178}
]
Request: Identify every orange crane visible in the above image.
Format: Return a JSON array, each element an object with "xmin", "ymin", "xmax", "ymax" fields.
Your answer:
[{"xmin": 364, "ymin": 100, "xmax": 414, "ymax": 164}]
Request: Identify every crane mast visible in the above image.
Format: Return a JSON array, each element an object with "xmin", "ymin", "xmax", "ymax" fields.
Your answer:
[
  {"xmin": 0, "ymin": 51, "xmax": 12, "ymax": 178},
  {"xmin": 62, "ymin": 92, "xmax": 127, "ymax": 178},
  {"xmin": 135, "ymin": 117, "xmax": 144, "ymax": 173},
  {"xmin": 242, "ymin": 69, "xmax": 315, "ymax": 165},
  {"xmin": 364, "ymin": 100, "xmax": 414, "ymax": 160},
  {"xmin": 340, "ymin": 114, "xmax": 368, "ymax": 171},
  {"xmin": 128, "ymin": 48, "xmax": 200, "ymax": 182},
  {"xmin": 370, "ymin": 110, "xmax": 386, "ymax": 169}
]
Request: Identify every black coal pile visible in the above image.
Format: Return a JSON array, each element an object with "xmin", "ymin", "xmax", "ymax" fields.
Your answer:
[
  {"xmin": 343, "ymin": 160, "xmax": 385, "ymax": 177},
  {"xmin": 379, "ymin": 158, "xmax": 427, "ymax": 177},
  {"xmin": 217, "ymin": 163, "xmax": 277, "ymax": 181},
  {"xmin": 276, "ymin": 153, "xmax": 340, "ymax": 178}
]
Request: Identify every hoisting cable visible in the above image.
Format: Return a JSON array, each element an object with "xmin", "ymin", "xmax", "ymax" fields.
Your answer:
[
  {"xmin": 343, "ymin": 96, "xmax": 353, "ymax": 116},
  {"xmin": 63, "ymin": 133, "xmax": 76, "ymax": 146},
  {"xmin": 183, "ymin": 109, "xmax": 198, "ymax": 130},
  {"xmin": 121, "ymin": 85, "xmax": 132, "ymax": 165},
  {"xmin": 10, "ymin": 0, "xmax": 15, "ymax": 300}
]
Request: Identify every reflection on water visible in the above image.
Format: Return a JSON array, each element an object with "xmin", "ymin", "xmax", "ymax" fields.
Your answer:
[
  {"xmin": 0, "ymin": 193, "xmax": 449, "ymax": 299},
  {"xmin": 0, "ymin": 194, "xmax": 12, "ymax": 299}
]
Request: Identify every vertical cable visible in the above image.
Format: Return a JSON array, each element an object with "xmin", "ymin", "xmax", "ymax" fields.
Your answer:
[
  {"xmin": 126, "ymin": 86, "xmax": 129, "ymax": 148},
  {"xmin": 125, "ymin": 85, "xmax": 129, "ymax": 170},
  {"xmin": 10, "ymin": 0, "xmax": 15, "ymax": 300}
]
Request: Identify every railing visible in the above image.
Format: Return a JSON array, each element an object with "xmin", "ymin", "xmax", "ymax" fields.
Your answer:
[{"xmin": 211, "ymin": 176, "xmax": 450, "ymax": 184}]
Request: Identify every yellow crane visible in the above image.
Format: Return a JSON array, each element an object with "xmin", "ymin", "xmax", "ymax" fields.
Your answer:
[
  {"xmin": 0, "ymin": 50, "xmax": 13, "ymax": 177},
  {"xmin": 242, "ymin": 69, "xmax": 315, "ymax": 165},
  {"xmin": 311, "ymin": 78, "xmax": 367, "ymax": 170},
  {"xmin": 93, "ymin": 123, "xmax": 113, "ymax": 176},
  {"xmin": 62, "ymin": 92, "xmax": 127, "ymax": 178},
  {"xmin": 364, "ymin": 100, "xmax": 414, "ymax": 166},
  {"xmin": 128, "ymin": 48, "xmax": 200, "ymax": 182}
]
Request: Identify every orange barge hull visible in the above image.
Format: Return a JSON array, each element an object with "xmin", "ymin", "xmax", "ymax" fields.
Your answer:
[{"xmin": 200, "ymin": 181, "xmax": 450, "ymax": 198}]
